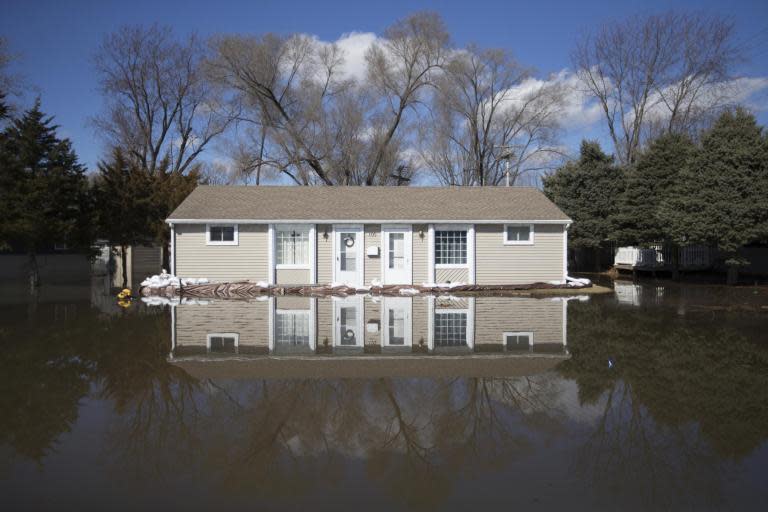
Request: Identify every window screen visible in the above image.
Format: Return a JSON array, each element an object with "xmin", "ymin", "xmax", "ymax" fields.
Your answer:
[
  {"xmin": 209, "ymin": 225, "xmax": 235, "ymax": 242},
  {"xmin": 276, "ymin": 226, "xmax": 310, "ymax": 265},
  {"xmin": 506, "ymin": 225, "xmax": 531, "ymax": 242},
  {"xmin": 275, "ymin": 311, "xmax": 310, "ymax": 346}
]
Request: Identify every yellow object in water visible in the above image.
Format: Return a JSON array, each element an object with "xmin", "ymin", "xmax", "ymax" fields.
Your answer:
[
  {"xmin": 117, "ymin": 288, "xmax": 132, "ymax": 299},
  {"xmin": 117, "ymin": 299, "xmax": 132, "ymax": 308}
]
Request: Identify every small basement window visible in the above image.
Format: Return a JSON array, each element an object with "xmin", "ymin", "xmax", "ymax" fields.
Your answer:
[
  {"xmin": 504, "ymin": 224, "xmax": 534, "ymax": 245},
  {"xmin": 504, "ymin": 332, "xmax": 533, "ymax": 352},
  {"xmin": 207, "ymin": 333, "xmax": 239, "ymax": 353},
  {"xmin": 207, "ymin": 224, "xmax": 238, "ymax": 245}
]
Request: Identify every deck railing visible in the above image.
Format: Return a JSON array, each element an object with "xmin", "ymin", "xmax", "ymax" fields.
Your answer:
[{"xmin": 614, "ymin": 245, "xmax": 715, "ymax": 269}]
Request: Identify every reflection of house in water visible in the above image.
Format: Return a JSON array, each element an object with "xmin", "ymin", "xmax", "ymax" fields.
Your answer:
[{"xmin": 171, "ymin": 296, "xmax": 568, "ymax": 363}]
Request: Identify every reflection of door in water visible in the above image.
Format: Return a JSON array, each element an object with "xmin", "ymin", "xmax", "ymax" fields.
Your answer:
[
  {"xmin": 334, "ymin": 297, "xmax": 363, "ymax": 347},
  {"xmin": 334, "ymin": 225, "xmax": 363, "ymax": 286},
  {"xmin": 382, "ymin": 226, "xmax": 412, "ymax": 285},
  {"xmin": 382, "ymin": 297, "xmax": 412, "ymax": 347}
]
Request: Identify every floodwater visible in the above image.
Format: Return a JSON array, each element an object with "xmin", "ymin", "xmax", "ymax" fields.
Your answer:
[{"xmin": 1, "ymin": 279, "xmax": 767, "ymax": 510}]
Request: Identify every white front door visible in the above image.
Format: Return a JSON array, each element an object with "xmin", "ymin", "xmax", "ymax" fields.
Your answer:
[
  {"xmin": 382, "ymin": 225, "xmax": 412, "ymax": 285},
  {"xmin": 333, "ymin": 225, "xmax": 363, "ymax": 286},
  {"xmin": 333, "ymin": 296, "xmax": 364, "ymax": 347},
  {"xmin": 382, "ymin": 297, "xmax": 412, "ymax": 347}
]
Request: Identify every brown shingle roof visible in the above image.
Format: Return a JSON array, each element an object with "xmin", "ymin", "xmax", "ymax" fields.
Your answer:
[{"xmin": 167, "ymin": 186, "xmax": 570, "ymax": 223}]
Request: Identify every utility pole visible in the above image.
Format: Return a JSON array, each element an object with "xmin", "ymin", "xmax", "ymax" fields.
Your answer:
[{"xmin": 495, "ymin": 145, "xmax": 514, "ymax": 187}]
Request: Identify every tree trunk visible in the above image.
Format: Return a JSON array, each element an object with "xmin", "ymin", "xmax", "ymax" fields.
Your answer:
[
  {"xmin": 726, "ymin": 266, "xmax": 738, "ymax": 286},
  {"xmin": 121, "ymin": 245, "xmax": 129, "ymax": 289},
  {"xmin": 28, "ymin": 252, "xmax": 40, "ymax": 292}
]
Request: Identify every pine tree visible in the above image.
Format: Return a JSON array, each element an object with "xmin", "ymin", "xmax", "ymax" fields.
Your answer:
[
  {"xmin": 0, "ymin": 100, "xmax": 92, "ymax": 287},
  {"xmin": 543, "ymin": 141, "xmax": 625, "ymax": 268},
  {"xmin": 93, "ymin": 149, "xmax": 199, "ymax": 286},
  {"xmin": 662, "ymin": 109, "xmax": 768, "ymax": 284},
  {"xmin": 612, "ymin": 133, "xmax": 697, "ymax": 246}
]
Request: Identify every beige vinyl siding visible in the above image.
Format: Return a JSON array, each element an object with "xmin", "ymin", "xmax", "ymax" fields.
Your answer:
[
  {"xmin": 317, "ymin": 224, "xmax": 332, "ymax": 284},
  {"xmin": 474, "ymin": 297, "xmax": 564, "ymax": 349},
  {"xmin": 174, "ymin": 300, "xmax": 270, "ymax": 352},
  {"xmin": 412, "ymin": 224, "xmax": 428, "ymax": 285},
  {"xmin": 435, "ymin": 267, "xmax": 468, "ymax": 284},
  {"xmin": 475, "ymin": 224, "xmax": 564, "ymax": 285},
  {"xmin": 276, "ymin": 268, "xmax": 311, "ymax": 285},
  {"xmin": 275, "ymin": 296, "xmax": 312, "ymax": 310},
  {"xmin": 364, "ymin": 224, "xmax": 381, "ymax": 285},
  {"xmin": 412, "ymin": 297, "xmax": 429, "ymax": 347},
  {"xmin": 316, "ymin": 297, "xmax": 333, "ymax": 346},
  {"xmin": 364, "ymin": 299, "xmax": 381, "ymax": 347},
  {"xmin": 175, "ymin": 224, "xmax": 268, "ymax": 282}
]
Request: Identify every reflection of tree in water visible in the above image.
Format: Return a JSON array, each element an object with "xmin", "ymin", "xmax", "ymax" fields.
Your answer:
[
  {"xmin": 102, "ymin": 373, "xmax": 565, "ymax": 509},
  {"xmin": 558, "ymin": 299, "xmax": 768, "ymax": 509},
  {"xmin": 0, "ymin": 303, "xmax": 95, "ymax": 462},
  {"xmin": 0, "ymin": 302, "xmax": 196, "ymax": 466},
  {"xmin": 96, "ymin": 308, "xmax": 200, "ymax": 468}
]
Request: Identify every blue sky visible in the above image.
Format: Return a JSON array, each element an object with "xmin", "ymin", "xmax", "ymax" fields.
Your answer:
[{"xmin": 2, "ymin": 0, "xmax": 767, "ymax": 173}]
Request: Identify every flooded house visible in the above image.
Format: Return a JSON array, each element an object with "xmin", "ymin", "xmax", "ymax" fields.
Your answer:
[{"xmin": 166, "ymin": 186, "xmax": 571, "ymax": 287}]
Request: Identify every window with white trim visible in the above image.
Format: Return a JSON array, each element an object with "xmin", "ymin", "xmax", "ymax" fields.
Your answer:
[
  {"xmin": 275, "ymin": 310, "xmax": 310, "ymax": 346},
  {"xmin": 207, "ymin": 333, "xmax": 239, "ymax": 353},
  {"xmin": 504, "ymin": 224, "xmax": 534, "ymax": 245},
  {"xmin": 434, "ymin": 311, "xmax": 468, "ymax": 347},
  {"xmin": 207, "ymin": 224, "xmax": 238, "ymax": 245},
  {"xmin": 276, "ymin": 225, "xmax": 310, "ymax": 266},
  {"xmin": 435, "ymin": 230, "xmax": 467, "ymax": 265},
  {"xmin": 504, "ymin": 332, "xmax": 533, "ymax": 352}
]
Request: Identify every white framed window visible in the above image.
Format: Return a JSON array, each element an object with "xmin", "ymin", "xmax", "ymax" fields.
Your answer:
[
  {"xmin": 54, "ymin": 242, "xmax": 68, "ymax": 251},
  {"xmin": 504, "ymin": 224, "xmax": 534, "ymax": 245},
  {"xmin": 434, "ymin": 310, "xmax": 468, "ymax": 347},
  {"xmin": 275, "ymin": 310, "xmax": 311, "ymax": 346},
  {"xmin": 206, "ymin": 224, "xmax": 238, "ymax": 245},
  {"xmin": 435, "ymin": 228, "xmax": 468, "ymax": 267},
  {"xmin": 207, "ymin": 332, "xmax": 239, "ymax": 353},
  {"xmin": 504, "ymin": 331, "xmax": 533, "ymax": 351},
  {"xmin": 275, "ymin": 224, "xmax": 310, "ymax": 267}
]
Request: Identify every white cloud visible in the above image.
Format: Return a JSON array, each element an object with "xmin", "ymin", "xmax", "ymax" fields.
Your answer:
[{"xmin": 333, "ymin": 32, "xmax": 379, "ymax": 82}]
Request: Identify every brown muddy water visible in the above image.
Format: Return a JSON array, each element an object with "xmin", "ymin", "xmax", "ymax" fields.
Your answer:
[{"xmin": 1, "ymin": 278, "xmax": 767, "ymax": 511}]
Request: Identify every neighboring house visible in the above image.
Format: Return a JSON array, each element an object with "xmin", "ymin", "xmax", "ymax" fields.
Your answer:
[{"xmin": 166, "ymin": 186, "xmax": 571, "ymax": 286}]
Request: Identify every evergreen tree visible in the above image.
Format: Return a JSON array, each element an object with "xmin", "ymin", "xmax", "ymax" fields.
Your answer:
[
  {"xmin": 662, "ymin": 108, "xmax": 768, "ymax": 284},
  {"xmin": 0, "ymin": 100, "xmax": 93, "ymax": 287},
  {"xmin": 612, "ymin": 133, "xmax": 697, "ymax": 246},
  {"xmin": 543, "ymin": 141, "xmax": 625, "ymax": 267},
  {"xmin": 93, "ymin": 149, "xmax": 199, "ymax": 286},
  {"xmin": 0, "ymin": 91, "xmax": 8, "ymax": 121}
]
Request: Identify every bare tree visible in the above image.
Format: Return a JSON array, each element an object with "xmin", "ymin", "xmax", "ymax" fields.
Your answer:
[
  {"xmin": 573, "ymin": 12, "xmax": 740, "ymax": 164},
  {"xmin": 0, "ymin": 37, "xmax": 22, "ymax": 120},
  {"xmin": 94, "ymin": 25, "xmax": 233, "ymax": 175},
  {"xmin": 362, "ymin": 12, "xmax": 449, "ymax": 184},
  {"xmin": 421, "ymin": 46, "xmax": 565, "ymax": 186},
  {"xmin": 206, "ymin": 12, "xmax": 448, "ymax": 185}
]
